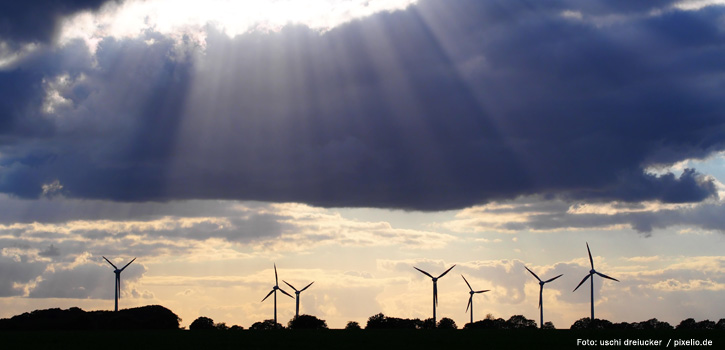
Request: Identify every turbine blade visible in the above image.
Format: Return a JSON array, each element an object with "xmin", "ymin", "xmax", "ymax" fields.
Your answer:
[
  {"xmin": 283, "ymin": 280, "xmax": 298, "ymax": 292},
  {"xmin": 573, "ymin": 274, "xmax": 591, "ymax": 292},
  {"xmin": 466, "ymin": 295, "xmax": 472, "ymax": 313},
  {"xmin": 544, "ymin": 274, "xmax": 563, "ymax": 283},
  {"xmin": 103, "ymin": 256, "xmax": 118, "ymax": 269},
  {"xmin": 596, "ymin": 271, "xmax": 620, "ymax": 282},
  {"xmin": 461, "ymin": 275, "xmax": 473, "ymax": 291},
  {"xmin": 279, "ymin": 288, "xmax": 294, "ymax": 299},
  {"xmin": 414, "ymin": 267, "xmax": 434, "ymax": 279},
  {"xmin": 474, "ymin": 290, "xmax": 489, "ymax": 294},
  {"xmin": 261, "ymin": 289, "xmax": 275, "ymax": 302},
  {"xmin": 586, "ymin": 242, "xmax": 594, "ymax": 268},
  {"xmin": 300, "ymin": 281, "xmax": 314, "ymax": 292},
  {"xmin": 524, "ymin": 266, "xmax": 541, "ymax": 282},
  {"xmin": 120, "ymin": 257, "xmax": 136, "ymax": 272},
  {"xmin": 437, "ymin": 265, "xmax": 456, "ymax": 279},
  {"xmin": 274, "ymin": 264, "xmax": 278, "ymax": 286}
]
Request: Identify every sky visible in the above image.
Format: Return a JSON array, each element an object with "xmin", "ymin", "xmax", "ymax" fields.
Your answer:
[{"xmin": 1, "ymin": 0, "xmax": 725, "ymax": 329}]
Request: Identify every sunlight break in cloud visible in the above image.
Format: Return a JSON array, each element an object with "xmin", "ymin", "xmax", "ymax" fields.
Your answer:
[{"xmin": 58, "ymin": 0, "xmax": 418, "ymax": 53}]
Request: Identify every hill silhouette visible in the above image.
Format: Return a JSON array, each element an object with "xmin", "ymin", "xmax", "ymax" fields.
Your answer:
[{"xmin": 0, "ymin": 305, "xmax": 180, "ymax": 330}]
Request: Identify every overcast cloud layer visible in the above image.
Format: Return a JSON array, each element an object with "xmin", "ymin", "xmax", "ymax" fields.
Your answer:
[{"xmin": 1, "ymin": 1, "xmax": 724, "ymax": 210}]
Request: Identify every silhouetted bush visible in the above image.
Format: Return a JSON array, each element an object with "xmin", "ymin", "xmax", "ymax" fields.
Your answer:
[
  {"xmin": 437, "ymin": 317, "xmax": 457, "ymax": 329},
  {"xmin": 345, "ymin": 321, "xmax": 361, "ymax": 330},
  {"xmin": 230, "ymin": 325, "xmax": 244, "ymax": 330},
  {"xmin": 189, "ymin": 316, "xmax": 216, "ymax": 330},
  {"xmin": 288, "ymin": 315, "xmax": 328, "ymax": 330},
  {"xmin": 250, "ymin": 319, "xmax": 284, "ymax": 330},
  {"xmin": 0, "ymin": 305, "xmax": 180, "ymax": 330},
  {"xmin": 215, "ymin": 322, "xmax": 229, "ymax": 330},
  {"xmin": 542, "ymin": 321, "xmax": 556, "ymax": 329}
]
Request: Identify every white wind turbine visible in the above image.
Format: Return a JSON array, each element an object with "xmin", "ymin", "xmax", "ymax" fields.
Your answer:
[
  {"xmin": 261, "ymin": 264, "xmax": 293, "ymax": 325},
  {"xmin": 283, "ymin": 280, "xmax": 314, "ymax": 318},
  {"xmin": 573, "ymin": 242, "xmax": 619, "ymax": 321},
  {"xmin": 524, "ymin": 266, "xmax": 562, "ymax": 329},
  {"xmin": 414, "ymin": 264, "xmax": 455, "ymax": 327},
  {"xmin": 461, "ymin": 275, "xmax": 489, "ymax": 325},
  {"xmin": 103, "ymin": 256, "xmax": 136, "ymax": 312}
]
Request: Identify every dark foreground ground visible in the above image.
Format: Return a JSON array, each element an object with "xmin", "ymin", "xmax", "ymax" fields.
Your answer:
[{"xmin": 3, "ymin": 329, "xmax": 723, "ymax": 349}]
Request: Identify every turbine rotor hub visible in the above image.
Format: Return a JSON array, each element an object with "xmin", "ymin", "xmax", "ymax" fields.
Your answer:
[{"xmin": 590, "ymin": 269, "xmax": 595, "ymax": 274}]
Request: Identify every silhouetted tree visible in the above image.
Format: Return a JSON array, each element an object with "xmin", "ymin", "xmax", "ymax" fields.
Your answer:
[
  {"xmin": 716, "ymin": 319, "xmax": 725, "ymax": 330},
  {"xmin": 420, "ymin": 318, "xmax": 435, "ymax": 329},
  {"xmin": 697, "ymin": 320, "xmax": 716, "ymax": 330},
  {"xmin": 215, "ymin": 322, "xmax": 229, "ymax": 330},
  {"xmin": 677, "ymin": 318, "xmax": 697, "ymax": 330},
  {"xmin": 542, "ymin": 321, "xmax": 555, "ymax": 329},
  {"xmin": 250, "ymin": 319, "xmax": 284, "ymax": 330},
  {"xmin": 345, "ymin": 321, "xmax": 361, "ymax": 330},
  {"xmin": 570, "ymin": 317, "xmax": 613, "ymax": 330},
  {"xmin": 365, "ymin": 313, "xmax": 386, "ymax": 329},
  {"xmin": 506, "ymin": 315, "xmax": 536, "ymax": 329},
  {"xmin": 463, "ymin": 317, "xmax": 507, "ymax": 329},
  {"xmin": 437, "ymin": 317, "xmax": 457, "ymax": 329},
  {"xmin": 230, "ymin": 325, "xmax": 244, "ymax": 330},
  {"xmin": 364, "ymin": 313, "xmax": 425, "ymax": 329},
  {"xmin": 0, "ymin": 305, "xmax": 179, "ymax": 330},
  {"xmin": 190, "ymin": 316, "xmax": 216, "ymax": 330},
  {"xmin": 632, "ymin": 318, "xmax": 672, "ymax": 330},
  {"xmin": 288, "ymin": 315, "xmax": 328, "ymax": 330}
]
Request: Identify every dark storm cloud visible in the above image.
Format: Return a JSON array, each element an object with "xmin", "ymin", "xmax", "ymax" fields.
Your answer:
[
  {"xmin": 1, "ymin": 1, "xmax": 724, "ymax": 210},
  {"xmin": 0, "ymin": 0, "xmax": 112, "ymax": 45}
]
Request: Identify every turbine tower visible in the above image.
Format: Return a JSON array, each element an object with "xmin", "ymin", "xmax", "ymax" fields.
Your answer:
[
  {"xmin": 103, "ymin": 256, "xmax": 136, "ymax": 312},
  {"xmin": 573, "ymin": 242, "xmax": 619, "ymax": 321},
  {"xmin": 524, "ymin": 266, "xmax": 562, "ymax": 329},
  {"xmin": 414, "ymin": 264, "xmax": 455, "ymax": 327},
  {"xmin": 283, "ymin": 280, "xmax": 314, "ymax": 318},
  {"xmin": 261, "ymin": 264, "xmax": 293, "ymax": 325},
  {"xmin": 461, "ymin": 275, "xmax": 489, "ymax": 325}
]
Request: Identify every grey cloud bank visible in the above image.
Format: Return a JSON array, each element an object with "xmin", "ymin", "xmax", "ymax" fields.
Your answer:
[{"xmin": 1, "ymin": 0, "xmax": 724, "ymax": 211}]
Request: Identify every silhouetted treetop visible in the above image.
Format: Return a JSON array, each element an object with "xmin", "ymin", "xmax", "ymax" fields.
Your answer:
[
  {"xmin": 345, "ymin": 321, "xmax": 361, "ymax": 330},
  {"xmin": 0, "ymin": 305, "xmax": 180, "ymax": 330},
  {"xmin": 250, "ymin": 319, "xmax": 284, "ymax": 330},
  {"xmin": 189, "ymin": 316, "xmax": 216, "ymax": 330},
  {"xmin": 288, "ymin": 315, "xmax": 328, "ymax": 330}
]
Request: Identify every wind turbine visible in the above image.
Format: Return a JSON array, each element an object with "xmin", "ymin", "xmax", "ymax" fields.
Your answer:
[
  {"xmin": 573, "ymin": 242, "xmax": 619, "ymax": 321},
  {"xmin": 461, "ymin": 275, "xmax": 489, "ymax": 325},
  {"xmin": 261, "ymin": 264, "xmax": 293, "ymax": 325},
  {"xmin": 414, "ymin": 264, "xmax": 455, "ymax": 327},
  {"xmin": 283, "ymin": 280, "xmax": 314, "ymax": 318},
  {"xmin": 103, "ymin": 256, "xmax": 136, "ymax": 312},
  {"xmin": 524, "ymin": 266, "xmax": 562, "ymax": 329}
]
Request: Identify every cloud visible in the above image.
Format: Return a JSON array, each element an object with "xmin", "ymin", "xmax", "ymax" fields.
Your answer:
[
  {"xmin": 445, "ymin": 193, "xmax": 725, "ymax": 235},
  {"xmin": 28, "ymin": 257, "xmax": 146, "ymax": 299},
  {"xmin": 0, "ymin": 1, "xmax": 111, "ymax": 45},
  {"xmin": 1, "ymin": 1, "xmax": 725, "ymax": 211}
]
